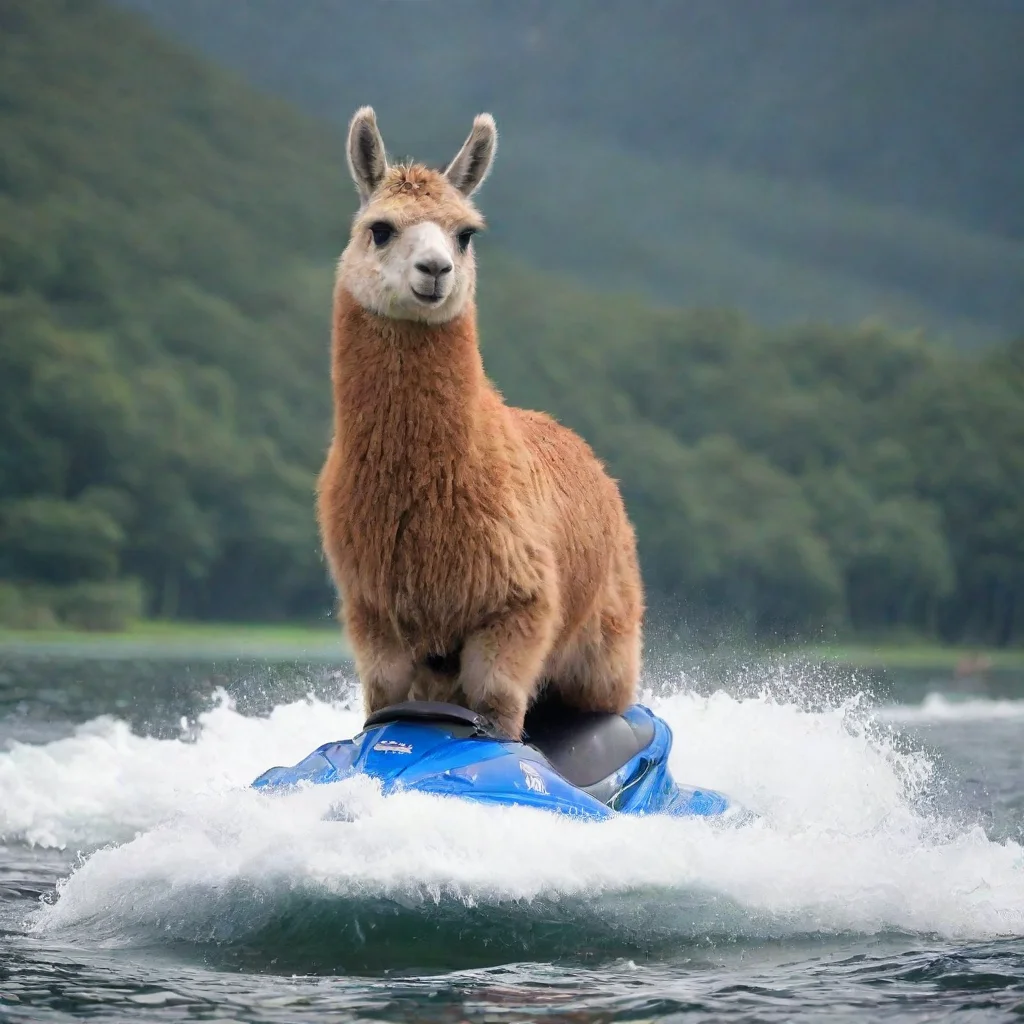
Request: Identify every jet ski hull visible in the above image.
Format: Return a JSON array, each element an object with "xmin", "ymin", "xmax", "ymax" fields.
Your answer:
[{"xmin": 252, "ymin": 701, "xmax": 734, "ymax": 821}]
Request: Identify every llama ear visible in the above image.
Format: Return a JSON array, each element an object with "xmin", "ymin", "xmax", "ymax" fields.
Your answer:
[
  {"xmin": 443, "ymin": 114, "xmax": 497, "ymax": 196},
  {"xmin": 347, "ymin": 106, "xmax": 388, "ymax": 201}
]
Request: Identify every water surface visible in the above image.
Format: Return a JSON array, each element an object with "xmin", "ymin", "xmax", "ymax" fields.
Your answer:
[{"xmin": 1, "ymin": 650, "xmax": 1022, "ymax": 1021}]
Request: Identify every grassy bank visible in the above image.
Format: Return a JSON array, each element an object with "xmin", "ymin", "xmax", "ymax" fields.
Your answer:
[
  {"xmin": 787, "ymin": 642, "xmax": 1024, "ymax": 671},
  {"xmin": 0, "ymin": 621, "xmax": 351, "ymax": 661},
  {"xmin": 2, "ymin": 621, "xmax": 1021, "ymax": 673}
]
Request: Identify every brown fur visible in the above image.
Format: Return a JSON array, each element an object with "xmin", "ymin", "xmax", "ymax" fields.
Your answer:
[{"xmin": 318, "ymin": 161, "xmax": 644, "ymax": 738}]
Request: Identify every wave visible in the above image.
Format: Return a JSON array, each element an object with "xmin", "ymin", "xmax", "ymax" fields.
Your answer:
[
  {"xmin": 878, "ymin": 694, "xmax": 1024, "ymax": 724},
  {"xmin": 1, "ymin": 685, "xmax": 1021, "ymax": 961}
]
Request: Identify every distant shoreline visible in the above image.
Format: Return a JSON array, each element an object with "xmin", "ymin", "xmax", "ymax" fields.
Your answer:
[
  {"xmin": 783, "ymin": 643, "xmax": 1024, "ymax": 671},
  {"xmin": 1, "ymin": 623, "xmax": 1021, "ymax": 670},
  {"xmin": 0, "ymin": 621, "xmax": 352, "ymax": 662}
]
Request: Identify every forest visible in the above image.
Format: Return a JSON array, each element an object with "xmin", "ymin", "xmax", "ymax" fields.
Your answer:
[{"xmin": 0, "ymin": 0, "xmax": 1022, "ymax": 644}]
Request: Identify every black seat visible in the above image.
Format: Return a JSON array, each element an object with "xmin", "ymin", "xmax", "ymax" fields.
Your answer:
[
  {"xmin": 523, "ymin": 698, "xmax": 654, "ymax": 789},
  {"xmin": 363, "ymin": 700, "xmax": 502, "ymax": 737}
]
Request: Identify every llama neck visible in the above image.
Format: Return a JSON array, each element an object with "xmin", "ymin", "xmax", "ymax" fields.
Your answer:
[{"xmin": 330, "ymin": 287, "xmax": 487, "ymax": 482}]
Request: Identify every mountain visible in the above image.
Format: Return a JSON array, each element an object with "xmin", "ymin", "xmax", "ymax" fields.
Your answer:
[{"xmin": 116, "ymin": 0, "xmax": 1024, "ymax": 347}]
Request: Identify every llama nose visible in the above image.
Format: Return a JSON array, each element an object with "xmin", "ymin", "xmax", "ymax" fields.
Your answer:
[{"xmin": 415, "ymin": 257, "xmax": 453, "ymax": 278}]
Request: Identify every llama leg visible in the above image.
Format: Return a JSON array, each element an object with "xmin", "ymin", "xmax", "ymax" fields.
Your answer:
[
  {"xmin": 344, "ymin": 601, "xmax": 414, "ymax": 715},
  {"xmin": 459, "ymin": 593, "xmax": 556, "ymax": 739},
  {"xmin": 551, "ymin": 612, "xmax": 641, "ymax": 715},
  {"xmin": 409, "ymin": 662, "xmax": 462, "ymax": 704}
]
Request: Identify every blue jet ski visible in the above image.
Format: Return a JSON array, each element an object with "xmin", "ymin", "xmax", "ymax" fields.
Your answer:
[{"xmin": 253, "ymin": 698, "xmax": 737, "ymax": 821}]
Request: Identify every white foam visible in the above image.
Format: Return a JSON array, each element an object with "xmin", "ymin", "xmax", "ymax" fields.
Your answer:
[
  {"xmin": 878, "ymin": 693, "xmax": 1024, "ymax": 724},
  {"xmin": 0, "ymin": 690, "xmax": 361, "ymax": 848},
  {"xmin": 4, "ymin": 688, "xmax": 1023, "ymax": 943}
]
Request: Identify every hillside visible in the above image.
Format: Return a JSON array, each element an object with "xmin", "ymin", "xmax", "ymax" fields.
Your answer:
[
  {"xmin": 117, "ymin": 0, "xmax": 1024, "ymax": 346},
  {"xmin": 1, "ymin": 0, "xmax": 1022, "ymax": 645},
  {"xmin": 0, "ymin": 0, "xmax": 350, "ymax": 621}
]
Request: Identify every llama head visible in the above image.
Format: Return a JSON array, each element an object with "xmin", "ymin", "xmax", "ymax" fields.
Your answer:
[{"xmin": 338, "ymin": 107, "xmax": 497, "ymax": 324}]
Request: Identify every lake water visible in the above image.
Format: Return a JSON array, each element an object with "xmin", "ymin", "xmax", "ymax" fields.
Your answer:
[{"xmin": 1, "ymin": 648, "xmax": 1022, "ymax": 1022}]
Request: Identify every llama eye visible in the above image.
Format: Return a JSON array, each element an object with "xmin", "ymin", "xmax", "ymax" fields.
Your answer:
[
  {"xmin": 369, "ymin": 222, "xmax": 394, "ymax": 246},
  {"xmin": 457, "ymin": 228, "xmax": 476, "ymax": 253}
]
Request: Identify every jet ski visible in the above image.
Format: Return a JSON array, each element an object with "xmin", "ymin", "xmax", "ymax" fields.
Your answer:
[{"xmin": 252, "ymin": 698, "xmax": 738, "ymax": 821}]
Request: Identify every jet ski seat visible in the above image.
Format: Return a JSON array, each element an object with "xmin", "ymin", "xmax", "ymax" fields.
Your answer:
[{"xmin": 523, "ymin": 698, "xmax": 655, "ymax": 789}]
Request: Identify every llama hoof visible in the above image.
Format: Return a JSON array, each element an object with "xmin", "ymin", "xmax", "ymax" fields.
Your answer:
[{"xmin": 472, "ymin": 696, "xmax": 526, "ymax": 741}]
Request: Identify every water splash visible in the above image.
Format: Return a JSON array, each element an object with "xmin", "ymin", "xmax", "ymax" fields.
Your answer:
[
  {"xmin": 0, "ymin": 683, "xmax": 1021, "ymax": 953},
  {"xmin": 0, "ymin": 690, "xmax": 361, "ymax": 848}
]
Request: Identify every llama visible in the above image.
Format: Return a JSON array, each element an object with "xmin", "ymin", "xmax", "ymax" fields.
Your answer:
[{"xmin": 317, "ymin": 107, "xmax": 644, "ymax": 739}]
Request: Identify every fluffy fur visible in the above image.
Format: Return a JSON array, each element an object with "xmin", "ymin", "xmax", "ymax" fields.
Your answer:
[{"xmin": 317, "ymin": 108, "xmax": 644, "ymax": 738}]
